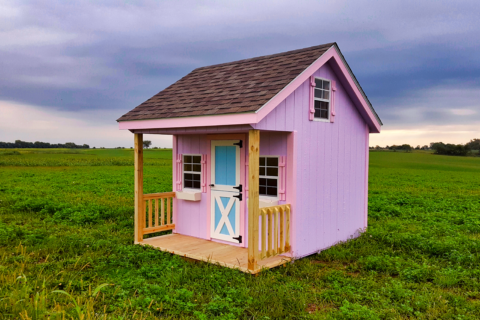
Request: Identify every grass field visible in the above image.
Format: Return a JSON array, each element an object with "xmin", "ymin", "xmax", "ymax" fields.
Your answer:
[{"xmin": 1, "ymin": 149, "xmax": 480, "ymax": 319}]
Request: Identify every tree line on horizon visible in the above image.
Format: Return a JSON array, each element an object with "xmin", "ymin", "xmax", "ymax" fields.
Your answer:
[
  {"xmin": 0, "ymin": 140, "xmax": 90, "ymax": 149},
  {"xmin": 370, "ymin": 139, "xmax": 480, "ymax": 156}
]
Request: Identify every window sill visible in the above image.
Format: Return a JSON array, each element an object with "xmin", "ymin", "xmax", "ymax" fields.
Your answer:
[
  {"xmin": 176, "ymin": 191, "xmax": 202, "ymax": 201},
  {"xmin": 313, "ymin": 118, "xmax": 330, "ymax": 122},
  {"xmin": 259, "ymin": 198, "xmax": 279, "ymax": 208}
]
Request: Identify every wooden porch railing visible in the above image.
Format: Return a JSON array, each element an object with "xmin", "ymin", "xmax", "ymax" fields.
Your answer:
[
  {"xmin": 141, "ymin": 192, "xmax": 175, "ymax": 236},
  {"xmin": 258, "ymin": 204, "xmax": 291, "ymax": 260}
]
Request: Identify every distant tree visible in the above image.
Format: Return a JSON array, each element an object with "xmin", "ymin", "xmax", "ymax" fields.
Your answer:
[
  {"xmin": 466, "ymin": 138, "xmax": 480, "ymax": 150},
  {"xmin": 430, "ymin": 142, "xmax": 470, "ymax": 156},
  {"xmin": 143, "ymin": 140, "xmax": 152, "ymax": 149},
  {"xmin": 415, "ymin": 145, "xmax": 420, "ymax": 150},
  {"xmin": 421, "ymin": 145, "xmax": 429, "ymax": 150},
  {"xmin": 375, "ymin": 145, "xmax": 381, "ymax": 150},
  {"xmin": 401, "ymin": 144, "xmax": 412, "ymax": 152}
]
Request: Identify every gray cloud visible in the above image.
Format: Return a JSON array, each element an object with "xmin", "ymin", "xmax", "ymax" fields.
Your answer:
[{"xmin": 1, "ymin": 0, "xmax": 479, "ymax": 143}]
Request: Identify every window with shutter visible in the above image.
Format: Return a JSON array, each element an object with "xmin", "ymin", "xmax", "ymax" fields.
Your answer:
[
  {"xmin": 309, "ymin": 76, "xmax": 335, "ymax": 122},
  {"xmin": 313, "ymin": 78, "xmax": 331, "ymax": 121},
  {"xmin": 183, "ymin": 154, "xmax": 202, "ymax": 190}
]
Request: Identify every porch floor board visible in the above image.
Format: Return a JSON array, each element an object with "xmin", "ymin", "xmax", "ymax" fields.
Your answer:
[{"xmin": 140, "ymin": 234, "xmax": 291, "ymax": 274}]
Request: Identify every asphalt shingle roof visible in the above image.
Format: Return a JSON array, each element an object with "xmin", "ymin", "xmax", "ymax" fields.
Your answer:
[{"xmin": 117, "ymin": 43, "xmax": 335, "ymax": 121}]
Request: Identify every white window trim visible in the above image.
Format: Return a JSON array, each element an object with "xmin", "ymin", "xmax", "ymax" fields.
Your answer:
[
  {"xmin": 182, "ymin": 154, "xmax": 202, "ymax": 191},
  {"xmin": 259, "ymin": 155, "xmax": 279, "ymax": 199},
  {"xmin": 313, "ymin": 77, "xmax": 331, "ymax": 122}
]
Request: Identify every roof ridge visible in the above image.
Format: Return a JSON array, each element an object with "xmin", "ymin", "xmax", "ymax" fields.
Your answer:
[{"xmin": 193, "ymin": 42, "xmax": 336, "ymax": 71}]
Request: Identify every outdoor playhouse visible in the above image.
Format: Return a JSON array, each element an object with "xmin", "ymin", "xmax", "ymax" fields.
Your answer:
[{"xmin": 117, "ymin": 42, "xmax": 382, "ymax": 274}]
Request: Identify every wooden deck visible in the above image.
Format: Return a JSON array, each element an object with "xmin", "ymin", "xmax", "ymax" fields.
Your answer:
[{"xmin": 140, "ymin": 234, "xmax": 291, "ymax": 274}]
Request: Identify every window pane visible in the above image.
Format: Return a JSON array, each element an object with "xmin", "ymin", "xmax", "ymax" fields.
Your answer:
[
  {"xmin": 320, "ymin": 101, "xmax": 329, "ymax": 110},
  {"xmin": 266, "ymin": 157, "xmax": 278, "ymax": 166},
  {"xmin": 193, "ymin": 181, "xmax": 201, "ymax": 189},
  {"xmin": 193, "ymin": 164, "xmax": 201, "ymax": 172},
  {"xmin": 259, "ymin": 178, "xmax": 266, "ymax": 186},
  {"xmin": 323, "ymin": 81, "xmax": 330, "ymax": 90},
  {"xmin": 184, "ymin": 173, "xmax": 192, "ymax": 180},
  {"xmin": 323, "ymin": 90, "xmax": 330, "ymax": 100},
  {"xmin": 267, "ymin": 179, "xmax": 277, "ymax": 187},
  {"xmin": 259, "ymin": 186, "xmax": 267, "ymax": 195},
  {"xmin": 314, "ymin": 89, "xmax": 323, "ymax": 99},
  {"xmin": 259, "ymin": 167, "xmax": 265, "ymax": 176},
  {"xmin": 315, "ymin": 78, "xmax": 322, "ymax": 88},
  {"xmin": 314, "ymin": 100, "xmax": 321, "ymax": 110},
  {"xmin": 266, "ymin": 167, "xmax": 278, "ymax": 176},
  {"xmin": 192, "ymin": 174, "xmax": 201, "ymax": 182},
  {"xmin": 184, "ymin": 164, "xmax": 192, "ymax": 171},
  {"xmin": 184, "ymin": 180, "xmax": 193, "ymax": 188},
  {"xmin": 267, "ymin": 187, "xmax": 277, "ymax": 196},
  {"xmin": 260, "ymin": 157, "xmax": 265, "ymax": 166},
  {"xmin": 192, "ymin": 156, "xmax": 201, "ymax": 163},
  {"xmin": 314, "ymin": 109, "xmax": 321, "ymax": 118},
  {"xmin": 184, "ymin": 155, "xmax": 192, "ymax": 163},
  {"xmin": 321, "ymin": 110, "xmax": 328, "ymax": 119}
]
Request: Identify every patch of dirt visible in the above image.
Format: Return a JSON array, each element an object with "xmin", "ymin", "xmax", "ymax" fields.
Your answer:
[{"xmin": 306, "ymin": 303, "xmax": 320, "ymax": 313}]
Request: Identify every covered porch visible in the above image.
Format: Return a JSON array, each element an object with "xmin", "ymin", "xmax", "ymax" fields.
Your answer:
[{"xmin": 133, "ymin": 129, "xmax": 294, "ymax": 273}]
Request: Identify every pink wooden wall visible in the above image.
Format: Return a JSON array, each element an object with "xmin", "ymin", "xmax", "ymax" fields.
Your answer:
[
  {"xmin": 254, "ymin": 61, "xmax": 368, "ymax": 258},
  {"xmin": 174, "ymin": 134, "xmax": 210, "ymax": 239}
]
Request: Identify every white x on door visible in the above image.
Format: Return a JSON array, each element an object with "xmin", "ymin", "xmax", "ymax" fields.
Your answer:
[{"xmin": 210, "ymin": 140, "xmax": 241, "ymax": 243}]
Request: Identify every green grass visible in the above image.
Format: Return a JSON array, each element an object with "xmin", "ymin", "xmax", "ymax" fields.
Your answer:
[{"xmin": 1, "ymin": 149, "xmax": 480, "ymax": 319}]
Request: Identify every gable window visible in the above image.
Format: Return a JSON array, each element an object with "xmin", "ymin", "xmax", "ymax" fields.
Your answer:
[
  {"xmin": 259, "ymin": 156, "xmax": 278, "ymax": 197},
  {"xmin": 314, "ymin": 78, "xmax": 330, "ymax": 120},
  {"xmin": 183, "ymin": 155, "xmax": 201, "ymax": 190}
]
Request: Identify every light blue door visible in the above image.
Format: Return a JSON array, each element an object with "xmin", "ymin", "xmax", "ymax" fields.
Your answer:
[{"xmin": 210, "ymin": 141, "xmax": 241, "ymax": 243}]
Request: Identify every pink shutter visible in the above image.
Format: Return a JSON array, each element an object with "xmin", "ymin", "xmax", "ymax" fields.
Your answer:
[
  {"xmin": 201, "ymin": 154, "xmax": 207, "ymax": 193},
  {"xmin": 176, "ymin": 154, "xmax": 182, "ymax": 191},
  {"xmin": 278, "ymin": 156, "xmax": 286, "ymax": 201},
  {"xmin": 330, "ymin": 80, "xmax": 336, "ymax": 123},
  {"xmin": 309, "ymin": 76, "xmax": 316, "ymax": 121}
]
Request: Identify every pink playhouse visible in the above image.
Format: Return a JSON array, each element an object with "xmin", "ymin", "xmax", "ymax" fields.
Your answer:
[{"xmin": 117, "ymin": 42, "xmax": 382, "ymax": 274}]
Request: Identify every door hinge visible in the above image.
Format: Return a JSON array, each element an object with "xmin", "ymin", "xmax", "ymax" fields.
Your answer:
[
  {"xmin": 233, "ymin": 140, "xmax": 243, "ymax": 148},
  {"xmin": 233, "ymin": 184, "xmax": 242, "ymax": 192},
  {"xmin": 233, "ymin": 193, "xmax": 242, "ymax": 201},
  {"xmin": 233, "ymin": 235, "xmax": 242, "ymax": 243}
]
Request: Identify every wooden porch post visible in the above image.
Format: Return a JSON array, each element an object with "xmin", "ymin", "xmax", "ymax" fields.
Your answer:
[
  {"xmin": 134, "ymin": 133, "xmax": 144, "ymax": 244},
  {"xmin": 248, "ymin": 130, "xmax": 260, "ymax": 271}
]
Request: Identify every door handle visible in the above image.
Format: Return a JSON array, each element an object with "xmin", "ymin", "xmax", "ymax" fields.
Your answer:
[{"xmin": 209, "ymin": 184, "xmax": 215, "ymax": 187}]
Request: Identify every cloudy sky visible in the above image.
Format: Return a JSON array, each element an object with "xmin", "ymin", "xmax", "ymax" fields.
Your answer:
[{"xmin": 0, "ymin": 0, "xmax": 479, "ymax": 148}]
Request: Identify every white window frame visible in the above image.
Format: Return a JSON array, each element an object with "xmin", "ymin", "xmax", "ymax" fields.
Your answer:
[
  {"xmin": 259, "ymin": 156, "xmax": 279, "ymax": 199},
  {"xmin": 313, "ymin": 77, "xmax": 331, "ymax": 122},
  {"xmin": 183, "ymin": 154, "xmax": 202, "ymax": 191}
]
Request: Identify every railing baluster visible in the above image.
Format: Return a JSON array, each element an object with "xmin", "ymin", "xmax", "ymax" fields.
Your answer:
[
  {"xmin": 161, "ymin": 198, "xmax": 165, "ymax": 226},
  {"xmin": 261, "ymin": 209, "xmax": 266, "ymax": 259},
  {"xmin": 155, "ymin": 199, "xmax": 159, "ymax": 227},
  {"xmin": 267, "ymin": 209, "xmax": 272, "ymax": 257},
  {"xmin": 274, "ymin": 207, "xmax": 279, "ymax": 255},
  {"xmin": 167, "ymin": 197, "xmax": 171, "ymax": 225},
  {"xmin": 149, "ymin": 199, "xmax": 153, "ymax": 228},
  {"xmin": 144, "ymin": 200, "xmax": 147, "ymax": 230}
]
